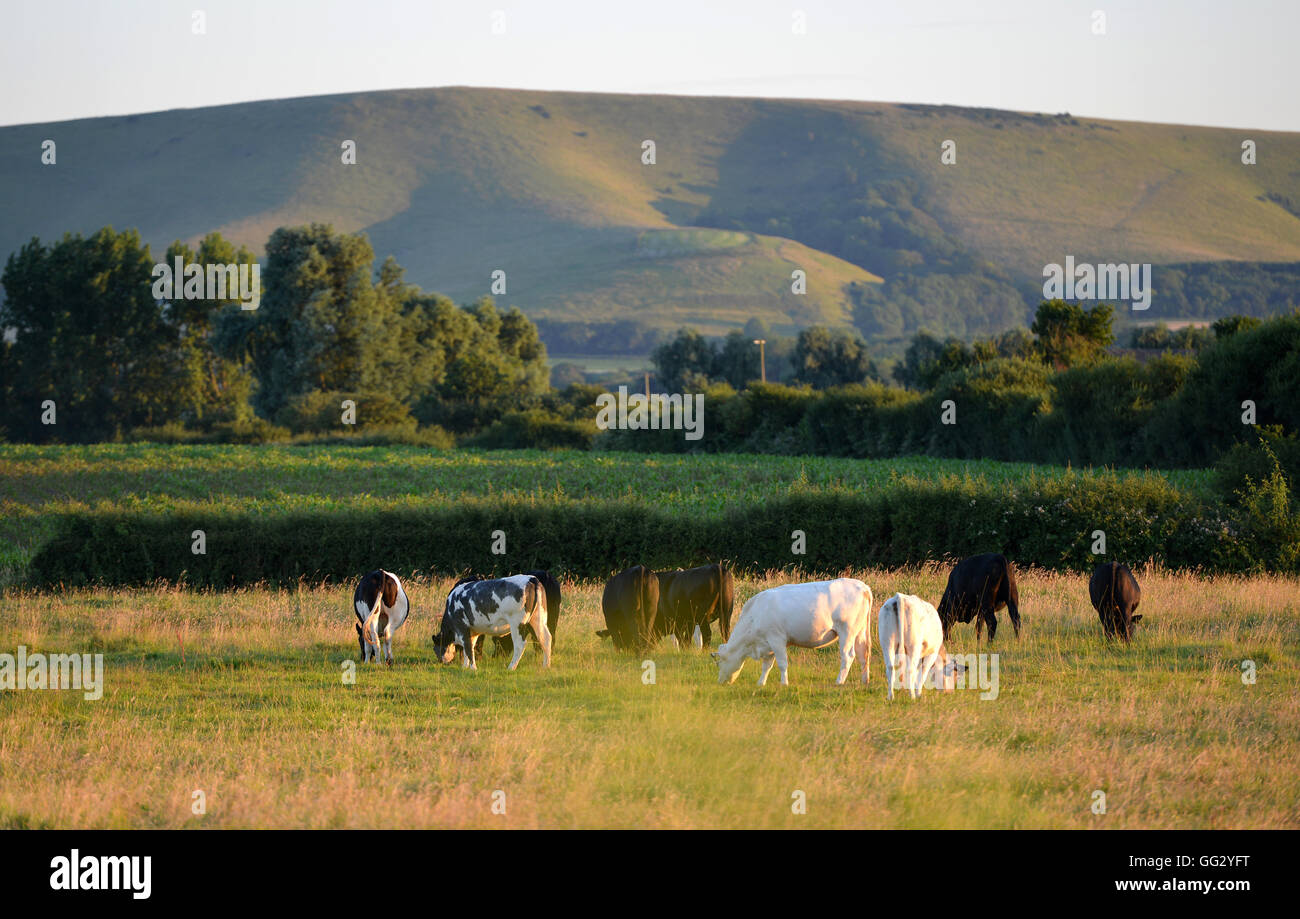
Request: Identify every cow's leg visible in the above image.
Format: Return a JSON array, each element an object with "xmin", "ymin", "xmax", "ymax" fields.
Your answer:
[
  {"xmin": 835, "ymin": 632, "xmax": 854, "ymax": 685},
  {"xmin": 915, "ymin": 651, "xmax": 939, "ymax": 698},
  {"xmin": 356, "ymin": 624, "xmax": 367, "ymax": 662},
  {"xmin": 462, "ymin": 631, "xmax": 477, "ymax": 671},
  {"xmin": 534, "ymin": 615, "xmax": 553, "ymax": 669},
  {"xmin": 382, "ymin": 627, "xmax": 393, "ymax": 666},
  {"xmin": 774, "ymin": 645, "xmax": 791, "ymax": 686},
  {"xmin": 985, "ymin": 609, "xmax": 998, "ymax": 642},
  {"xmin": 506, "ymin": 622, "xmax": 526, "ymax": 671},
  {"xmin": 757, "ymin": 652, "xmax": 776, "ymax": 686},
  {"xmin": 856, "ymin": 630, "xmax": 871, "ymax": 685},
  {"xmin": 699, "ymin": 620, "xmax": 711, "ymax": 649},
  {"xmin": 885, "ymin": 650, "xmax": 900, "ymax": 700}
]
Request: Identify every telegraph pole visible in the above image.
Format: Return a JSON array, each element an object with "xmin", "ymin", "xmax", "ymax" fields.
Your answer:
[{"xmin": 753, "ymin": 339, "xmax": 767, "ymax": 383}]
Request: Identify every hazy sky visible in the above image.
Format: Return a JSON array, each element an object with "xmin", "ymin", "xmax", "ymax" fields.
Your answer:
[{"xmin": 2, "ymin": 0, "xmax": 1296, "ymax": 131}]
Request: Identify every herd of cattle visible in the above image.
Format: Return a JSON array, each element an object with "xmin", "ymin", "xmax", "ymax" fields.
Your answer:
[{"xmin": 350, "ymin": 555, "xmax": 1144, "ymax": 696}]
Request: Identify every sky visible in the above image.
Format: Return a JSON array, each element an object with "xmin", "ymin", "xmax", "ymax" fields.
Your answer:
[{"xmin": 1, "ymin": 0, "xmax": 1296, "ymax": 131}]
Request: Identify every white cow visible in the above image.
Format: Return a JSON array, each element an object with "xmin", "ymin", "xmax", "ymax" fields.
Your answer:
[
  {"xmin": 878, "ymin": 593, "xmax": 961, "ymax": 699},
  {"xmin": 713, "ymin": 578, "xmax": 872, "ymax": 686}
]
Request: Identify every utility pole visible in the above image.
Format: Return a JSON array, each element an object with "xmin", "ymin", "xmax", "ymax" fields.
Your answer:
[
  {"xmin": 644, "ymin": 370, "xmax": 652, "ymax": 396},
  {"xmin": 753, "ymin": 339, "xmax": 767, "ymax": 383}
]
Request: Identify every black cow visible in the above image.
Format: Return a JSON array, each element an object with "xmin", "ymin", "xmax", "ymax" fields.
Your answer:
[
  {"xmin": 937, "ymin": 553, "xmax": 1021, "ymax": 642},
  {"xmin": 597, "ymin": 565, "xmax": 660, "ymax": 652},
  {"xmin": 1089, "ymin": 562, "xmax": 1142, "ymax": 642},
  {"xmin": 469, "ymin": 569, "xmax": 563, "ymax": 658},
  {"xmin": 655, "ymin": 563, "xmax": 735, "ymax": 647}
]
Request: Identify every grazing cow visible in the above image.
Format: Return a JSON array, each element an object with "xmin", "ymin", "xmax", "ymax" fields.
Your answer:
[
  {"xmin": 352, "ymin": 570, "xmax": 410, "ymax": 665},
  {"xmin": 597, "ymin": 566, "xmax": 660, "ymax": 652},
  {"xmin": 878, "ymin": 593, "xmax": 962, "ymax": 700},
  {"xmin": 713, "ymin": 579, "xmax": 872, "ymax": 687},
  {"xmin": 471, "ymin": 568, "xmax": 564, "ymax": 657},
  {"xmin": 1089, "ymin": 562, "xmax": 1143, "ymax": 642},
  {"xmin": 656, "ymin": 563, "xmax": 735, "ymax": 648},
  {"xmin": 432, "ymin": 574, "xmax": 551, "ymax": 671},
  {"xmin": 937, "ymin": 552, "xmax": 1021, "ymax": 642}
]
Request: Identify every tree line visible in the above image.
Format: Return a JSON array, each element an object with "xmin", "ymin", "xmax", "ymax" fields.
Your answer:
[{"xmin": 0, "ymin": 224, "xmax": 562, "ymax": 444}]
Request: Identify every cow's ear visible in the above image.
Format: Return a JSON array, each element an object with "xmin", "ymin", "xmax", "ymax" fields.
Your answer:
[{"xmin": 1130, "ymin": 614, "xmax": 1143, "ymax": 623}]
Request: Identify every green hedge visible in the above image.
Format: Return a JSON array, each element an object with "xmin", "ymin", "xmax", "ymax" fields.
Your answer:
[{"xmin": 28, "ymin": 472, "xmax": 1267, "ymax": 588}]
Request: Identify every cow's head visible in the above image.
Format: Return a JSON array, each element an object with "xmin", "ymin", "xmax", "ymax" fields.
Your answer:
[
  {"xmin": 714, "ymin": 641, "xmax": 744, "ymax": 685},
  {"xmin": 933, "ymin": 645, "xmax": 965, "ymax": 692},
  {"xmin": 430, "ymin": 588, "xmax": 464, "ymax": 663},
  {"xmin": 1118, "ymin": 613, "xmax": 1143, "ymax": 642},
  {"xmin": 430, "ymin": 627, "xmax": 458, "ymax": 663}
]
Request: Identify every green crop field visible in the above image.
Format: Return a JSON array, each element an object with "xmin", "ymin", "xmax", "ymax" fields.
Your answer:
[{"xmin": 0, "ymin": 444, "xmax": 1215, "ymax": 583}]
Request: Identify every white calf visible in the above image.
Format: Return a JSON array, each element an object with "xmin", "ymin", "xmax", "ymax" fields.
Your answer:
[
  {"xmin": 878, "ymin": 593, "xmax": 961, "ymax": 699},
  {"xmin": 713, "ymin": 578, "xmax": 872, "ymax": 686}
]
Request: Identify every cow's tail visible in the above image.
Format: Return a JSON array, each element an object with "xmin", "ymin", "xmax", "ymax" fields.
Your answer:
[
  {"xmin": 893, "ymin": 595, "xmax": 910, "ymax": 686},
  {"xmin": 720, "ymin": 566, "xmax": 735, "ymax": 639},
  {"xmin": 524, "ymin": 576, "xmax": 543, "ymax": 625},
  {"xmin": 362, "ymin": 592, "xmax": 382, "ymax": 648},
  {"xmin": 1004, "ymin": 557, "xmax": 1022, "ymax": 637}
]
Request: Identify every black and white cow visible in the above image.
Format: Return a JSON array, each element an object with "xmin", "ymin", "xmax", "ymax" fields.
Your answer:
[
  {"xmin": 432, "ymin": 574, "xmax": 552, "ymax": 671},
  {"xmin": 1089, "ymin": 562, "xmax": 1143, "ymax": 642},
  {"xmin": 469, "ymin": 569, "xmax": 563, "ymax": 658},
  {"xmin": 352, "ymin": 570, "xmax": 410, "ymax": 665},
  {"xmin": 936, "ymin": 552, "xmax": 1022, "ymax": 642},
  {"xmin": 656, "ymin": 563, "xmax": 735, "ymax": 648}
]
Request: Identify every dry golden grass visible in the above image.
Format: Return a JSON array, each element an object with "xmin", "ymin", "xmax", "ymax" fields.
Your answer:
[{"xmin": 1, "ymin": 566, "xmax": 1296, "ymax": 828}]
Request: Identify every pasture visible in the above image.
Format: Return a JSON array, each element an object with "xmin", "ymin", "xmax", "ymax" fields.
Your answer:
[{"xmin": 2, "ymin": 566, "xmax": 1296, "ymax": 829}]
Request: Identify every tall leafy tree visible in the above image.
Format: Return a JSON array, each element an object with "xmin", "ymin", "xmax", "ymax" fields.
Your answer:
[
  {"xmin": 791, "ymin": 325, "xmax": 878, "ymax": 388},
  {"xmin": 1, "ymin": 228, "xmax": 184, "ymax": 441},
  {"xmin": 1031, "ymin": 300, "xmax": 1114, "ymax": 368}
]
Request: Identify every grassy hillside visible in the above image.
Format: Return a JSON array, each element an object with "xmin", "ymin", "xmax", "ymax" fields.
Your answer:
[{"xmin": 4, "ymin": 88, "xmax": 1299, "ymax": 337}]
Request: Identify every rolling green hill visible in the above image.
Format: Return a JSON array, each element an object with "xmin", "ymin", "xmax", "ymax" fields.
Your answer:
[{"xmin": 3, "ymin": 87, "xmax": 1299, "ymax": 340}]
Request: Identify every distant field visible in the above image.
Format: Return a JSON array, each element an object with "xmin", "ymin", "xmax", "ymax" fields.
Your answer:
[
  {"xmin": 0, "ymin": 444, "xmax": 1216, "ymax": 582},
  {"xmin": 2, "ymin": 567, "xmax": 1295, "ymax": 829},
  {"xmin": 547, "ymin": 354, "xmax": 652, "ymax": 374}
]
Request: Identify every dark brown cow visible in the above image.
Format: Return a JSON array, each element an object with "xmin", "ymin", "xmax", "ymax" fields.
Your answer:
[
  {"xmin": 1089, "ymin": 562, "xmax": 1143, "ymax": 641},
  {"xmin": 656, "ymin": 563, "xmax": 735, "ymax": 647},
  {"xmin": 936, "ymin": 553, "xmax": 1021, "ymax": 642},
  {"xmin": 597, "ymin": 566, "xmax": 660, "ymax": 652}
]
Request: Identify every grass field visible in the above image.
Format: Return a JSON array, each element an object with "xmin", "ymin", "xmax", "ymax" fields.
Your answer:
[{"xmin": 2, "ymin": 565, "xmax": 1296, "ymax": 829}]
